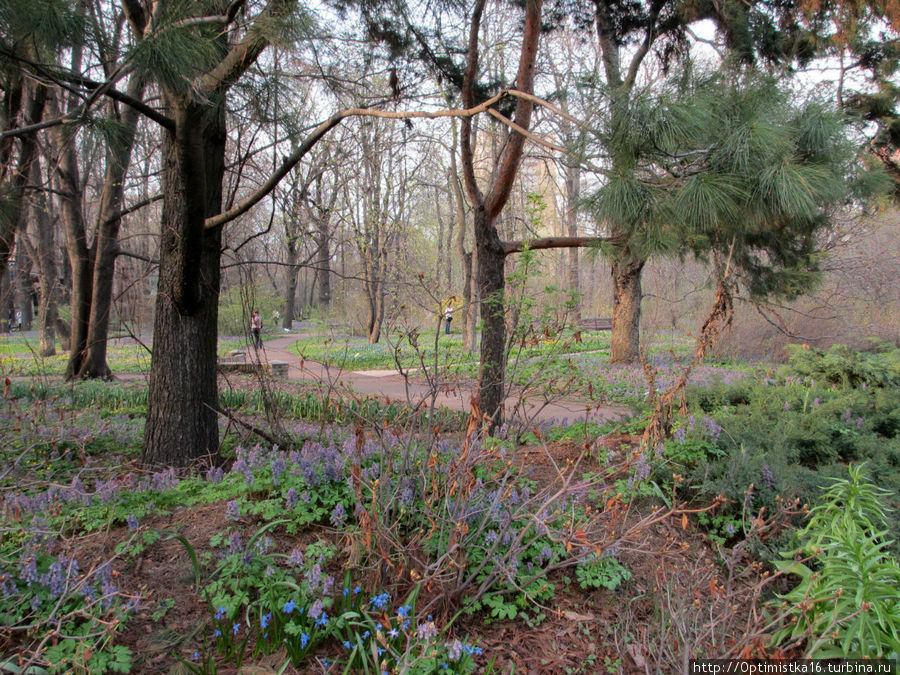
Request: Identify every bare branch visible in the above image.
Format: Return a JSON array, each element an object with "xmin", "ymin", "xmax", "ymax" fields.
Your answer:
[{"xmin": 502, "ymin": 234, "xmax": 624, "ymax": 256}]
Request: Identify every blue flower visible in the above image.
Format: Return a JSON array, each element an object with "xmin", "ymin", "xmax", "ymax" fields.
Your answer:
[
  {"xmin": 343, "ymin": 640, "xmax": 352, "ymax": 649},
  {"xmin": 353, "ymin": 586, "xmax": 362, "ymax": 595},
  {"xmin": 388, "ymin": 628, "xmax": 399, "ymax": 638},
  {"xmin": 283, "ymin": 599, "xmax": 296, "ymax": 614},
  {"xmin": 300, "ymin": 633, "xmax": 310, "ymax": 649},
  {"xmin": 397, "ymin": 604, "xmax": 411, "ymax": 617},
  {"xmin": 192, "ymin": 652, "xmax": 200, "ymax": 661},
  {"xmin": 315, "ymin": 612, "xmax": 328, "ymax": 628},
  {"xmin": 232, "ymin": 623, "xmax": 240, "ymax": 635},
  {"xmin": 213, "ymin": 629, "xmax": 222, "ymax": 638},
  {"xmin": 215, "ymin": 606, "xmax": 226, "ymax": 620},
  {"xmin": 260, "ymin": 613, "xmax": 271, "ymax": 629},
  {"xmin": 370, "ymin": 592, "xmax": 390, "ymax": 610},
  {"xmin": 343, "ymin": 587, "xmax": 350, "ymax": 596}
]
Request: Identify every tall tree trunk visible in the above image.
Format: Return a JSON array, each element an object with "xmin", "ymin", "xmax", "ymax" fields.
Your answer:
[
  {"xmin": 142, "ymin": 99, "xmax": 225, "ymax": 467},
  {"xmin": 610, "ymin": 255, "xmax": 644, "ymax": 364},
  {"xmin": 50, "ymin": 92, "xmax": 94, "ymax": 378},
  {"xmin": 460, "ymin": 0, "xmax": 541, "ymax": 425},
  {"xmin": 315, "ymin": 219, "xmax": 331, "ymax": 308},
  {"xmin": 16, "ymin": 248, "xmax": 33, "ymax": 330},
  {"xmin": 282, "ymin": 237, "xmax": 298, "ymax": 329},
  {"xmin": 474, "ymin": 207, "xmax": 507, "ymax": 424},
  {"xmin": 449, "ymin": 143, "xmax": 477, "ymax": 352},
  {"xmin": 565, "ymin": 161, "xmax": 581, "ymax": 323},
  {"xmin": 79, "ymin": 78, "xmax": 146, "ymax": 379},
  {"xmin": 33, "ymin": 177, "xmax": 59, "ymax": 356},
  {"xmin": 0, "ymin": 83, "xmax": 46, "ymax": 303}
]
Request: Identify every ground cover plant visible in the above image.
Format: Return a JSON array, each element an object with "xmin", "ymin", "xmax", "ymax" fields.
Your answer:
[
  {"xmin": 676, "ymin": 343, "xmax": 900, "ymax": 544},
  {"xmin": 1, "ymin": 339, "xmax": 899, "ymax": 672},
  {"xmin": 0, "ymin": 342, "xmax": 152, "ymax": 378}
]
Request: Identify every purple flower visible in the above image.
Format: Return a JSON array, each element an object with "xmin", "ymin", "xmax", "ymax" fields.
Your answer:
[
  {"xmin": 761, "ymin": 463, "xmax": 775, "ymax": 490},
  {"xmin": 206, "ymin": 466, "xmax": 225, "ymax": 484},
  {"xmin": 330, "ymin": 502, "xmax": 346, "ymax": 527},
  {"xmin": 417, "ymin": 620, "xmax": 437, "ymax": 640},
  {"xmin": 126, "ymin": 514, "xmax": 139, "ymax": 531},
  {"xmin": 285, "ymin": 487, "xmax": 298, "ymax": 509},
  {"xmin": 288, "ymin": 547, "xmax": 304, "ymax": 567},
  {"xmin": 225, "ymin": 500, "xmax": 240, "ymax": 521}
]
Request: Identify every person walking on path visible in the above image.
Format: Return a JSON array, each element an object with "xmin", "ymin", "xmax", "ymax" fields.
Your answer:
[
  {"xmin": 444, "ymin": 304, "xmax": 454, "ymax": 335},
  {"xmin": 250, "ymin": 310, "xmax": 263, "ymax": 349}
]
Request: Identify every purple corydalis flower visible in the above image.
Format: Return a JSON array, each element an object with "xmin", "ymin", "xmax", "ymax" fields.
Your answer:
[
  {"xmin": 206, "ymin": 466, "xmax": 225, "ymax": 484},
  {"xmin": 761, "ymin": 463, "xmax": 775, "ymax": 490},
  {"xmin": 226, "ymin": 500, "xmax": 240, "ymax": 521},
  {"xmin": 285, "ymin": 487, "xmax": 298, "ymax": 509},
  {"xmin": 330, "ymin": 503, "xmax": 346, "ymax": 527}
]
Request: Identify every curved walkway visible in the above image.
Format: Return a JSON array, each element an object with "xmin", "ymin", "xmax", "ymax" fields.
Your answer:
[{"xmin": 254, "ymin": 335, "xmax": 632, "ymax": 426}]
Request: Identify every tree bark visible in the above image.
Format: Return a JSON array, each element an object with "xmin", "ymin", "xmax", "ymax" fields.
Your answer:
[
  {"xmin": 315, "ymin": 217, "xmax": 331, "ymax": 308},
  {"xmin": 460, "ymin": 0, "xmax": 542, "ymax": 426},
  {"xmin": 610, "ymin": 255, "xmax": 645, "ymax": 363},
  {"xmin": 0, "ymin": 82, "xmax": 46, "ymax": 304},
  {"xmin": 449, "ymin": 137, "xmax": 478, "ymax": 352},
  {"xmin": 32, "ymin": 171, "xmax": 59, "ymax": 356},
  {"xmin": 16, "ymin": 247, "xmax": 34, "ymax": 331},
  {"xmin": 474, "ymin": 207, "xmax": 507, "ymax": 424},
  {"xmin": 282, "ymin": 236, "xmax": 299, "ymax": 329},
  {"xmin": 142, "ymin": 98, "xmax": 225, "ymax": 467},
  {"xmin": 78, "ymin": 77, "xmax": 146, "ymax": 379}
]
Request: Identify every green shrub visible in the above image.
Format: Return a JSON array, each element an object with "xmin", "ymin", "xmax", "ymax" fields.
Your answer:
[
  {"xmin": 682, "ymin": 355, "xmax": 900, "ymax": 543},
  {"xmin": 771, "ymin": 465, "xmax": 900, "ymax": 658},
  {"xmin": 780, "ymin": 343, "xmax": 900, "ymax": 388}
]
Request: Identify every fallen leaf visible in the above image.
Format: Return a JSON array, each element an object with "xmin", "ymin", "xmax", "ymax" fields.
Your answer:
[{"xmin": 562, "ymin": 610, "xmax": 595, "ymax": 622}]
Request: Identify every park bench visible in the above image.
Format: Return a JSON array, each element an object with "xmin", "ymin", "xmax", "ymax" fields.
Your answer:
[
  {"xmin": 217, "ymin": 351, "xmax": 289, "ymax": 378},
  {"xmin": 577, "ymin": 317, "xmax": 613, "ymax": 331}
]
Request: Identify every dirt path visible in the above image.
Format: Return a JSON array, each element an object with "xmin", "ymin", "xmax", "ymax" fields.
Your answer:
[{"xmin": 252, "ymin": 335, "xmax": 632, "ymax": 425}]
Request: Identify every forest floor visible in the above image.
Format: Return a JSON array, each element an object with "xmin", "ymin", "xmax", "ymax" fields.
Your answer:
[{"xmin": 66, "ymin": 433, "xmax": 770, "ymax": 675}]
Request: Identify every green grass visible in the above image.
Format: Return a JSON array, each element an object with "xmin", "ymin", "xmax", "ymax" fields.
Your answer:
[
  {"xmin": 288, "ymin": 330, "xmax": 613, "ymax": 372},
  {"xmin": 0, "ymin": 341, "xmax": 152, "ymax": 376}
]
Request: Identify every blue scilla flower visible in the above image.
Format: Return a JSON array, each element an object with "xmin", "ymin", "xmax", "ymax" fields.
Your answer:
[
  {"xmin": 343, "ymin": 587, "xmax": 350, "ymax": 596},
  {"xmin": 215, "ymin": 606, "xmax": 226, "ymax": 620},
  {"xmin": 213, "ymin": 629, "xmax": 222, "ymax": 638},
  {"xmin": 315, "ymin": 612, "xmax": 328, "ymax": 628},
  {"xmin": 397, "ymin": 604, "xmax": 411, "ymax": 617},
  {"xmin": 261, "ymin": 613, "xmax": 271, "ymax": 629},
  {"xmin": 370, "ymin": 592, "xmax": 390, "ymax": 610},
  {"xmin": 300, "ymin": 633, "xmax": 309, "ymax": 649},
  {"xmin": 232, "ymin": 623, "xmax": 240, "ymax": 635},
  {"xmin": 343, "ymin": 640, "xmax": 352, "ymax": 649},
  {"xmin": 283, "ymin": 599, "xmax": 296, "ymax": 614}
]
